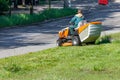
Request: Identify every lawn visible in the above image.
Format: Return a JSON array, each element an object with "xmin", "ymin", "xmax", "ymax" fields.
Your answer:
[{"xmin": 0, "ymin": 33, "xmax": 120, "ymax": 80}]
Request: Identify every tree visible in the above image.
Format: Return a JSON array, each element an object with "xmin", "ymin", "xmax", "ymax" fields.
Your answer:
[
  {"xmin": 63, "ymin": 0, "xmax": 71, "ymax": 8},
  {"xmin": 14, "ymin": 0, "xmax": 18, "ymax": 8},
  {"xmin": 0, "ymin": 0, "xmax": 9, "ymax": 15},
  {"xmin": 9, "ymin": 0, "xmax": 12, "ymax": 16},
  {"xmin": 48, "ymin": 0, "xmax": 51, "ymax": 9},
  {"xmin": 63, "ymin": 0, "xmax": 69, "ymax": 8},
  {"xmin": 30, "ymin": 0, "xmax": 33, "ymax": 14},
  {"xmin": 22, "ymin": 0, "xmax": 25, "ymax": 6},
  {"xmin": 46, "ymin": 0, "xmax": 51, "ymax": 9}
]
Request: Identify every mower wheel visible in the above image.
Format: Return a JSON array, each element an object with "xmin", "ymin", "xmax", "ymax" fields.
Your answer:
[
  {"xmin": 56, "ymin": 39, "xmax": 62, "ymax": 46},
  {"xmin": 72, "ymin": 36, "xmax": 81, "ymax": 46}
]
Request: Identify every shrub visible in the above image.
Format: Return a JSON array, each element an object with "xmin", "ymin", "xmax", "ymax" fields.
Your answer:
[
  {"xmin": 0, "ymin": 0, "xmax": 9, "ymax": 15},
  {"xmin": 95, "ymin": 35, "xmax": 111, "ymax": 44},
  {"xmin": 0, "ymin": 8, "xmax": 77, "ymax": 28}
]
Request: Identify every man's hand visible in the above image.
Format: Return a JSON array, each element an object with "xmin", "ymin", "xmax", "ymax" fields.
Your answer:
[{"xmin": 69, "ymin": 22, "xmax": 74, "ymax": 25}]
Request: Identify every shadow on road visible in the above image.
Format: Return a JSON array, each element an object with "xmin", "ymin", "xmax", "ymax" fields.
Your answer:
[{"xmin": 86, "ymin": 2, "xmax": 120, "ymax": 31}]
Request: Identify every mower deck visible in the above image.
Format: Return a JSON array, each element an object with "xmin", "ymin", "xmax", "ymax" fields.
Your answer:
[{"xmin": 62, "ymin": 42, "xmax": 73, "ymax": 46}]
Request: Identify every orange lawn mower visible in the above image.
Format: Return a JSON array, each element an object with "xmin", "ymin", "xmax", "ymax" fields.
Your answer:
[{"xmin": 56, "ymin": 21, "xmax": 102, "ymax": 46}]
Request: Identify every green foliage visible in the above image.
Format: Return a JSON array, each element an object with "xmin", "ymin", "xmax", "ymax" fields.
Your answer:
[
  {"xmin": 95, "ymin": 35, "xmax": 111, "ymax": 44},
  {"xmin": 42, "ymin": 8, "xmax": 77, "ymax": 19},
  {"xmin": 0, "ymin": 0, "xmax": 9, "ymax": 14},
  {"xmin": 0, "ymin": 8, "xmax": 76, "ymax": 28},
  {"xmin": 93, "ymin": 63, "xmax": 105, "ymax": 71},
  {"xmin": 3, "ymin": 63, "xmax": 21, "ymax": 73}
]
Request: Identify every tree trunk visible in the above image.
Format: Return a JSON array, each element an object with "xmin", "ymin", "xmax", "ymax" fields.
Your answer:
[
  {"xmin": 63, "ymin": 0, "xmax": 69, "ymax": 8},
  {"xmin": 48, "ymin": 0, "xmax": 51, "ymax": 9},
  {"xmin": 30, "ymin": 0, "xmax": 33, "ymax": 14},
  {"xmin": 22, "ymin": 0, "xmax": 25, "ymax": 6},
  {"xmin": 46, "ymin": 0, "xmax": 51, "ymax": 9},
  {"xmin": 9, "ymin": 0, "xmax": 12, "ymax": 16},
  {"xmin": 14, "ymin": 0, "xmax": 18, "ymax": 8}
]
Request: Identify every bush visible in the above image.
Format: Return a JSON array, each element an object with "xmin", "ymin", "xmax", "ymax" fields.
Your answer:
[
  {"xmin": 0, "ymin": 0, "xmax": 9, "ymax": 15},
  {"xmin": 0, "ymin": 8, "xmax": 77, "ymax": 28},
  {"xmin": 95, "ymin": 35, "xmax": 111, "ymax": 44}
]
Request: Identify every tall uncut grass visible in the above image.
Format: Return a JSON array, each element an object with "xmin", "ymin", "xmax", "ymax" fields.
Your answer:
[{"xmin": 0, "ymin": 8, "xmax": 77, "ymax": 28}]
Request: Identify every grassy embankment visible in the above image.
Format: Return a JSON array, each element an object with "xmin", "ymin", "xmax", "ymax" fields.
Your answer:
[
  {"xmin": 0, "ymin": 8, "xmax": 77, "ymax": 28},
  {"xmin": 0, "ymin": 33, "xmax": 120, "ymax": 80}
]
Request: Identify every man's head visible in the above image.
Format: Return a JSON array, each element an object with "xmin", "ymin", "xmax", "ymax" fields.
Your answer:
[{"xmin": 77, "ymin": 9, "xmax": 82, "ymax": 14}]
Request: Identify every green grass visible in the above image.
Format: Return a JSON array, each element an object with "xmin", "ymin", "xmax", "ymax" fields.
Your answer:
[
  {"xmin": 0, "ymin": 33, "xmax": 120, "ymax": 80},
  {"xmin": 39, "ymin": 1, "xmax": 47, "ymax": 5},
  {"xmin": 0, "ymin": 8, "xmax": 77, "ymax": 28}
]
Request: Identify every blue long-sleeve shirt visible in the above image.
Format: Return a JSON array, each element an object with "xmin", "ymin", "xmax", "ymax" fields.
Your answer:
[{"xmin": 70, "ymin": 14, "xmax": 84, "ymax": 28}]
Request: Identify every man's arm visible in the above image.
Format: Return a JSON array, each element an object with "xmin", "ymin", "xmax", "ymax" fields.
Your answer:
[{"xmin": 69, "ymin": 16, "xmax": 77, "ymax": 25}]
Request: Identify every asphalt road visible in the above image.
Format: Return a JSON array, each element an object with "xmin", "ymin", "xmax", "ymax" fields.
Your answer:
[{"xmin": 0, "ymin": 1, "xmax": 120, "ymax": 58}]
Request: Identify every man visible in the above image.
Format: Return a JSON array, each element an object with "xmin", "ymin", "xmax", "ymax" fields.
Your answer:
[{"xmin": 69, "ymin": 9, "xmax": 84, "ymax": 35}]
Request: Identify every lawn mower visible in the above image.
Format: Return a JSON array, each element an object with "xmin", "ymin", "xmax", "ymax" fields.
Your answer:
[{"xmin": 56, "ymin": 21, "xmax": 102, "ymax": 46}]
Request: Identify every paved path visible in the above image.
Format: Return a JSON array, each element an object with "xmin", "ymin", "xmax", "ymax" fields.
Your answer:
[{"xmin": 0, "ymin": 1, "xmax": 120, "ymax": 58}]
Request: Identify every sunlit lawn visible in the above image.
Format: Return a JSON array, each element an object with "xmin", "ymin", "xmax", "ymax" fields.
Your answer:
[{"xmin": 0, "ymin": 33, "xmax": 120, "ymax": 80}]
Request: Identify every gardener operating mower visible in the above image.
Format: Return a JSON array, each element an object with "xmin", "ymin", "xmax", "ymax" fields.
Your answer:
[
  {"xmin": 57, "ymin": 9, "xmax": 102, "ymax": 46},
  {"xmin": 69, "ymin": 9, "xmax": 85, "ymax": 35}
]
